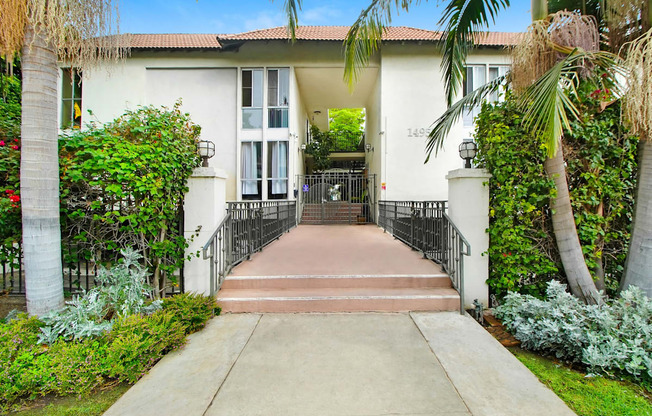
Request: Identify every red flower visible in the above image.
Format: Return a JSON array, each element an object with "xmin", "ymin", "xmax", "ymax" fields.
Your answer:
[
  {"xmin": 11, "ymin": 145, "xmax": 18, "ymax": 150},
  {"xmin": 9, "ymin": 195, "xmax": 20, "ymax": 203},
  {"xmin": 0, "ymin": 141, "xmax": 5, "ymax": 146},
  {"xmin": 5, "ymin": 190, "xmax": 14, "ymax": 194},
  {"xmin": 13, "ymin": 139, "xmax": 18, "ymax": 142},
  {"xmin": 502, "ymin": 253, "xmax": 507, "ymax": 257}
]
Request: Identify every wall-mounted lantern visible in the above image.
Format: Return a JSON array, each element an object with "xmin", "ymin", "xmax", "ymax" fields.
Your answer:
[
  {"xmin": 300, "ymin": 143, "xmax": 307, "ymax": 152},
  {"xmin": 365, "ymin": 143, "xmax": 374, "ymax": 153},
  {"xmin": 459, "ymin": 138, "xmax": 477, "ymax": 168},
  {"xmin": 198, "ymin": 140, "xmax": 216, "ymax": 167}
]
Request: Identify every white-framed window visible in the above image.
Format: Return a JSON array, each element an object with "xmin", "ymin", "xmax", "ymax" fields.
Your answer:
[
  {"xmin": 241, "ymin": 141, "xmax": 262, "ymax": 199},
  {"xmin": 61, "ymin": 68, "xmax": 82, "ymax": 129},
  {"xmin": 462, "ymin": 64, "xmax": 510, "ymax": 126},
  {"xmin": 267, "ymin": 141, "xmax": 288, "ymax": 199},
  {"xmin": 267, "ymin": 68, "xmax": 289, "ymax": 128},
  {"xmin": 242, "ymin": 69, "xmax": 263, "ymax": 129}
]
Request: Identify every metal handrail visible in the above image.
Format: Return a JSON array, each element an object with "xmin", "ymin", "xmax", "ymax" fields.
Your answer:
[
  {"xmin": 377, "ymin": 200, "xmax": 470, "ymax": 315},
  {"xmin": 202, "ymin": 200, "xmax": 297, "ymax": 295}
]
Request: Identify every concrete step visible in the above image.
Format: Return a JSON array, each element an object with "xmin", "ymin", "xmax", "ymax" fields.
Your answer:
[
  {"xmin": 221, "ymin": 274, "xmax": 452, "ymax": 290},
  {"xmin": 217, "ymin": 287, "xmax": 460, "ymax": 313}
]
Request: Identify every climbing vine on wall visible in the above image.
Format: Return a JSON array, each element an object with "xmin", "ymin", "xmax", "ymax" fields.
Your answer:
[{"xmin": 474, "ymin": 85, "xmax": 637, "ymax": 299}]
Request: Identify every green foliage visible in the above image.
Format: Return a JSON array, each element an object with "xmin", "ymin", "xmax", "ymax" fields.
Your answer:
[
  {"xmin": 513, "ymin": 348, "xmax": 652, "ymax": 416},
  {"xmin": 475, "ymin": 87, "xmax": 637, "ymax": 298},
  {"xmin": 474, "ymin": 97, "xmax": 558, "ymax": 297},
  {"xmin": 305, "ymin": 125, "xmax": 335, "ymax": 173},
  {"xmin": 105, "ymin": 312, "xmax": 186, "ymax": 383},
  {"xmin": 0, "ymin": 73, "xmax": 21, "ymax": 272},
  {"xmin": 496, "ymin": 281, "xmax": 652, "ymax": 384},
  {"xmin": 328, "ymin": 108, "xmax": 365, "ymax": 151},
  {"xmin": 60, "ymin": 102, "xmax": 201, "ymax": 296},
  {"xmin": 38, "ymin": 249, "xmax": 161, "ymax": 344},
  {"xmin": 0, "ymin": 293, "xmax": 215, "ymax": 411},
  {"xmin": 162, "ymin": 292, "xmax": 221, "ymax": 334},
  {"xmin": 11, "ymin": 384, "xmax": 130, "ymax": 416}
]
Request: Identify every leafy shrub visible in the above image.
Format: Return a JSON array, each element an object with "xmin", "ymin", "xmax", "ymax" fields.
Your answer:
[
  {"xmin": 0, "ymin": 304, "xmax": 200, "ymax": 410},
  {"xmin": 0, "ymin": 80, "xmax": 22, "ymax": 271},
  {"xmin": 105, "ymin": 311, "xmax": 186, "ymax": 383},
  {"xmin": 60, "ymin": 102, "xmax": 201, "ymax": 296},
  {"xmin": 475, "ymin": 85, "xmax": 637, "ymax": 298},
  {"xmin": 38, "ymin": 249, "xmax": 161, "ymax": 343},
  {"xmin": 495, "ymin": 281, "xmax": 652, "ymax": 383},
  {"xmin": 162, "ymin": 292, "xmax": 221, "ymax": 334}
]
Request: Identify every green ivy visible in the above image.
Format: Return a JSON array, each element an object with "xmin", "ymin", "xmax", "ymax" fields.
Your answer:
[
  {"xmin": 475, "ymin": 86, "xmax": 637, "ymax": 299},
  {"xmin": 59, "ymin": 102, "xmax": 201, "ymax": 296}
]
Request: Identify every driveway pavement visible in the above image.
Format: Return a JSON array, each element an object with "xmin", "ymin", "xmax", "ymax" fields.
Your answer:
[{"xmin": 103, "ymin": 313, "xmax": 575, "ymax": 416}]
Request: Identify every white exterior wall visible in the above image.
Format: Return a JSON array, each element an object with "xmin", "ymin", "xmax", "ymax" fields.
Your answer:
[
  {"xmin": 379, "ymin": 44, "xmax": 510, "ymax": 201},
  {"xmin": 79, "ymin": 41, "xmax": 509, "ymax": 205}
]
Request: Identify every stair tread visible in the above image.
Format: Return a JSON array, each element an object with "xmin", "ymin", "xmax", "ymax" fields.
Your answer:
[{"xmin": 217, "ymin": 287, "xmax": 459, "ymax": 300}]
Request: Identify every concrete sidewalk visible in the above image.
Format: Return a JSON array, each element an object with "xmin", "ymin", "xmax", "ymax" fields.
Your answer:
[{"xmin": 104, "ymin": 313, "xmax": 575, "ymax": 416}]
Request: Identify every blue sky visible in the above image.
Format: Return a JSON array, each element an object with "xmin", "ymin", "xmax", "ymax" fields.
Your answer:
[{"xmin": 119, "ymin": 0, "xmax": 532, "ymax": 34}]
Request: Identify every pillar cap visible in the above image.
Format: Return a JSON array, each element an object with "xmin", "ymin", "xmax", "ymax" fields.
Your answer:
[
  {"xmin": 191, "ymin": 166, "xmax": 228, "ymax": 179},
  {"xmin": 446, "ymin": 168, "xmax": 492, "ymax": 180}
]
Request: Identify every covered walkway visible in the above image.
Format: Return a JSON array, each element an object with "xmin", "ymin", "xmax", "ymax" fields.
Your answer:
[{"xmin": 217, "ymin": 224, "xmax": 460, "ymax": 313}]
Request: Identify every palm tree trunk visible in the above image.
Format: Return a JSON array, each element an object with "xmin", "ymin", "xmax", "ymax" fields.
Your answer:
[
  {"xmin": 621, "ymin": 139, "xmax": 652, "ymax": 296},
  {"xmin": 545, "ymin": 140, "xmax": 600, "ymax": 304},
  {"xmin": 20, "ymin": 25, "xmax": 64, "ymax": 316}
]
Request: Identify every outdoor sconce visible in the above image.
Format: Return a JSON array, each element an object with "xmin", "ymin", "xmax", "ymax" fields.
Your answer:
[
  {"xmin": 365, "ymin": 143, "xmax": 374, "ymax": 153},
  {"xmin": 300, "ymin": 143, "xmax": 307, "ymax": 152},
  {"xmin": 459, "ymin": 138, "xmax": 477, "ymax": 168},
  {"xmin": 198, "ymin": 140, "xmax": 216, "ymax": 167}
]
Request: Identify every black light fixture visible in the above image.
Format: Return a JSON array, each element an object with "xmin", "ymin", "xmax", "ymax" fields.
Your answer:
[
  {"xmin": 365, "ymin": 143, "xmax": 374, "ymax": 153},
  {"xmin": 198, "ymin": 140, "xmax": 216, "ymax": 167},
  {"xmin": 459, "ymin": 138, "xmax": 477, "ymax": 168}
]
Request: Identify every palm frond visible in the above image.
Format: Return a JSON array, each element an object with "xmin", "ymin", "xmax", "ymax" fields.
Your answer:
[
  {"xmin": 279, "ymin": 0, "xmax": 303, "ymax": 40},
  {"xmin": 343, "ymin": 1, "xmax": 419, "ymax": 88},
  {"xmin": 519, "ymin": 50, "xmax": 625, "ymax": 157},
  {"xmin": 439, "ymin": 0, "xmax": 510, "ymax": 107},
  {"xmin": 424, "ymin": 75, "xmax": 505, "ymax": 162}
]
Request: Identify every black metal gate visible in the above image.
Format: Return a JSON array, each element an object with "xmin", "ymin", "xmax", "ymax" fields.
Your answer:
[{"xmin": 297, "ymin": 173, "xmax": 376, "ymax": 224}]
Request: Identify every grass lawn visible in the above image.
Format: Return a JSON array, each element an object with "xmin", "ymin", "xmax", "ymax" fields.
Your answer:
[
  {"xmin": 10, "ymin": 384, "xmax": 129, "ymax": 416},
  {"xmin": 511, "ymin": 348, "xmax": 652, "ymax": 416}
]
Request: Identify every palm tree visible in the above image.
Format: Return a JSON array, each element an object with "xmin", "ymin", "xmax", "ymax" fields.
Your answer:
[
  {"xmin": 283, "ymin": 0, "xmax": 610, "ymax": 303},
  {"xmin": 0, "ymin": 0, "xmax": 126, "ymax": 316}
]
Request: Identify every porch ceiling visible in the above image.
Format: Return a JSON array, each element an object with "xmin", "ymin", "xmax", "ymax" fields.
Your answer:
[{"xmin": 295, "ymin": 67, "xmax": 378, "ymax": 129}]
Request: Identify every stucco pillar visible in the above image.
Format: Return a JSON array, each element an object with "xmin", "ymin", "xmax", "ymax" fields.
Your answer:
[
  {"xmin": 183, "ymin": 167, "xmax": 228, "ymax": 295},
  {"xmin": 446, "ymin": 168, "xmax": 492, "ymax": 309}
]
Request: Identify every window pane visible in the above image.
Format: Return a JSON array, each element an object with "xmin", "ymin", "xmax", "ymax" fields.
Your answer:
[
  {"xmin": 61, "ymin": 101, "xmax": 73, "ymax": 129},
  {"xmin": 242, "ymin": 70, "xmax": 252, "ymax": 88},
  {"xmin": 268, "ymin": 141, "xmax": 288, "ymax": 197},
  {"xmin": 73, "ymin": 99, "xmax": 82, "ymax": 128},
  {"xmin": 268, "ymin": 70, "xmax": 278, "ymax": 106},
  {"xmin": 62, "ymin": 68, "xmax": 73, "ymax": 99},
  {"xmin": 489, "ymin": 67, "xmax": 499, "ymax": 102},
  {"xmin": 268, "ymin": 108, "xmax": 288, "ymax": 128},
  {"xmin": 463, "ymin": 67, "xmax": 473, "ymax": 97},
  {"xmin": 252, "ymin": 70, "xmax": 263, "ymax": 107},
  {"xmin": 73, "ymin": 70, "xmax": 82, "ymax": 99},
  {"xmin": 242, "ymin": 108, "xmax": 262, "ymax": 129},
  {"xmin": 278, "ymin": 68, "xmax": 289, "ymax": 106},
  {"xmin": 472, "ymin": 66, "xmax": 486, "ymax": 90},
  {"xmin": 241, "ymin": 141, "xmax": 262, "ymax": 198}
]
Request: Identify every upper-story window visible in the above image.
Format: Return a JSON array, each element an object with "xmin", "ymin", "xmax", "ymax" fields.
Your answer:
[
  {"xmin": 61, "ymin": 68, "xmax": 82, "ymax": 129},
  {"xmin": 242, "ymin": 69, "xmax": 263, "ymax": 129},
  {"xmin": 462, "ymin": 65, "xmax": 509, "ymax": 126},
  {"xmin": 267, "ymin": 68, "xmax": 289, "ymax": 128}
]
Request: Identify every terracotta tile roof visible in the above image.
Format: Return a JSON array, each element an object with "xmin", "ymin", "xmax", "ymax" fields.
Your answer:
[
  {"xmin": 127, "ymin": 27, "xmax": 520, "ymax": 49},
  {"xmin": 219, "ymin": 26, "xmax": 520, "ymax": 46},
  {"xmin": 129, "ymin": 33, "xmax": 222, "ymax": 49}
]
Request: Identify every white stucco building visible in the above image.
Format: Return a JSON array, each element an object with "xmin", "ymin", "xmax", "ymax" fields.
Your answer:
[{"xmin": 61, "ymin": 26, "xmax": 516, "ymax": 205}]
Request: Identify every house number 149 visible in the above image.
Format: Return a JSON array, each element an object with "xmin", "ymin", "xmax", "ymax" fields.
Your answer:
[{"xmin": 407, "ymin": 128, "xmax": 429, "ymax": 137}]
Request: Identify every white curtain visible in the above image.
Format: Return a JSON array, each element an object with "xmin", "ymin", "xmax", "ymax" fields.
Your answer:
[
  {"xmin": 270, "ymin": 141, "xmax": 288, "ymax": 194},
  {"xmin": 242, "ymin": 142, "xmax": 258, "ymax": 195}
]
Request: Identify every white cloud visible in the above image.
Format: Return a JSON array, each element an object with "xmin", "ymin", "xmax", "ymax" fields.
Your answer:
[
  {"xmin": 243, "ymin": 11, "xmax": 285, "ymax": 31},
  {"xmin": 301, "ymin": 6, "xmax": 342, "ymax": 25}
]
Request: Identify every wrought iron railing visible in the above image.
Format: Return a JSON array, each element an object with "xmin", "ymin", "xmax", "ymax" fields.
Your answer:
[
  {"xmin": 203, "ymin": 200, "xmax": 297, "ymax": 295},
  {"xmin": 378, "ymin": 201, "xmax": 470, "ymax": 314}
]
